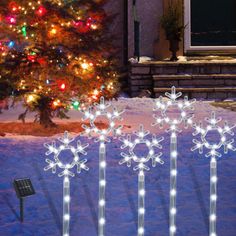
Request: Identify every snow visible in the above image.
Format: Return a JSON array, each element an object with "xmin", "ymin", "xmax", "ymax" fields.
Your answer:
[{"xmin": 0, "ymin": 98, "xmax": 236, "ymax": 235}]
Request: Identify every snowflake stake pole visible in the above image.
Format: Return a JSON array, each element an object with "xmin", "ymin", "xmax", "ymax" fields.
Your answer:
[
  {"xmin": 44, "ymin": 131, "xmax": 89, "ymax": 236},
  {"xmin": 192, "ymin": 112, "xmax": 236, "ymax": 236},
  {"xmin": 82, "ymin": 97, "xmax": 124, "ymax": 236},
  {"xmin": 119, "ymin": 125, "xmax": 164, "ymax": 236},
  {"xmin": 153, "ymin": 86, "xmax": 195, "ymax": 236}
]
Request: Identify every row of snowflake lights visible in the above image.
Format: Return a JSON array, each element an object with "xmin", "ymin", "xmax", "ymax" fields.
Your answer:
[
  {"xmin": 44, "ymin": 131, "xmax": 89, "ymax": 236},
  {"xmin": 153, "ymin": 86, "xmax": 195, "ymax": 236},
  {"xmin": 119, "ymin": 125, "xmax": 164, "ymax": 236},
  {"xmin": 82, "ymin": 97, "xmax": 124, "ymax": 236},
  {"xmin": 191, "ymin": 112, "xmax": 236, "ymax": 236}
]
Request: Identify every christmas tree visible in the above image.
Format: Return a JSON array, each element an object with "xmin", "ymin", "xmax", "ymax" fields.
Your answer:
[{"xmin": 0, "ymin": 0, "xmax": 119, "ymax": 127}]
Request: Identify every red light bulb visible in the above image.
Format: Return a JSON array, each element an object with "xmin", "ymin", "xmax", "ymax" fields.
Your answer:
[
  {"xmin": 60, "ymin": 83, "xmax": 66, "ymax": 91},
  {"xmin": 9, "ymin": 2, "xmax": 19, "ymax": 13},
  {"xmin": 7, "ymin": 16, "xmax": 16, "ymax": 24},
  {"xmin": 36, "ymin": 6, "xmax": 47, "ymax": 17}
]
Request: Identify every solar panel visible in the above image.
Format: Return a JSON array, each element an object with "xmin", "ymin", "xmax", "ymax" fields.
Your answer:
[{"xmin": 13, "ymin": 178, "xmax": 35, "ymax": 198}]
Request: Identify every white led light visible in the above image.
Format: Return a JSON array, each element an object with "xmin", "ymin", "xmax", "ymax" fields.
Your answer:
[
  {"xmin": 99, "ymin": 218, "xmax": 105, "ymax": 225},
  {"xmin": 138, "ymin": 227, "xmax": 144, "ymax": 234},
  {"xmin": 170, "ymin": 208, "xmax": 177, "ymax": 215},
  {"xmin": 82, "ymin": 97, "xmax": 124, "ymax": 143},
  {"xmin": 153, "ymin": 86, "xmax": 195, "ymax": 236},
  {"xmin": 211, "ymin": 195, "xmax": 217, "ymax": 201},
  {"xmin": 82, "ymin": 97, "xmax": 124, "ymax": 236},
  {"xmin": 210, "ymin": 214, "xmax": 216, "ymax": 221},
  {"xmin": 211, "ymin": 176, "xmax": 217, "ymax": 183},
  {"xmin": 120, "ymin": 125, "xmax": 164, "ymax": 236},
  {"xmin": 139, "ymin": 208, "xmax": 145, "ymax": 214},
  {"xmin": 171, "ymin": 151, "xmax": 177, "ymax": 158},
  {"xmin": 64, "ymin": 196, "xmax": 70, "ymax": 203},
  {"xmin": 44, "ymin": 131, "xmax": 89, "ymax": 236},
  {"xmin": 170, "ymin": 189, "xmax": 177, "ymax": 196},
  {"xmin": 99, "ymin": 199, "xmax": 106, "ymax": 207},
  {"xmin": 64, "ymin": 214, "xmax": 70, "ymax": 220},
  {"xmin": 170, "ymin": 225, "xmax": 176, "ymax": 233},
  {"xmin": 120, "ymin": 125, "xmax": 164, "ymax": 171},
  {"xmin": 139, "ymin": 189, "xmax": 145, "ymax": 196},
  {"xmin": 100, "ymin": 180, "xmax": 106, "ymax": 186},
  {"xmin": 192, "ymin": 112, "xmax": 236, "ymax": 236},
  {"xmin": 100, "ymin": 161, "xmax": 106, "ymax": 168},
  {"xmin": 153, "ymin": 86, "xmax": 195, "ymax": 130},
  {"xmin": 171, "ymin": 169, "xmax": 177, "ymax": 176}
]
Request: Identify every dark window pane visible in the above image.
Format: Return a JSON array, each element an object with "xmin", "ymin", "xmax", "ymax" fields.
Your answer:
[{"xmin": 191, "ymin": 0, "xmax": 236, "ymax": 46}]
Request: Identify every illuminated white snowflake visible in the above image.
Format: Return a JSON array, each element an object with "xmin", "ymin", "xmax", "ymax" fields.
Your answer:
[
  {"xmin": 191, "ymin": 112, "xmax": 236, "ymax": 157},
  {"xmin": 82, "ymin": 96, "xmax": 124, "ymax": 142},
  {"xmin": 119, "ymin": 124, "xmax": 164, "ymax": 171},
  {"xmin": 153, "ymin": 86, "xmax": 195, "ymax": 132},
  {"xmin": 44, "ymin": 131, "xmax": 89, "ymax": 177}
]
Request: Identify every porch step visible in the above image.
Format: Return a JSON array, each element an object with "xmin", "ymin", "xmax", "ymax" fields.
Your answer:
[
  {"xmin": 129, "ymin": 61, "xmax": 236, "ymax": 99},
  {"xmin": 154, "ymin": 74, "xmax": 236, "ymax": 80},
  {"xmin": 154, "ymin": 87, "xmax": 236, "ymax": 99},
  {"xmin": 153, "ymin": 74, "xmax": 236, "ymax": 87}
]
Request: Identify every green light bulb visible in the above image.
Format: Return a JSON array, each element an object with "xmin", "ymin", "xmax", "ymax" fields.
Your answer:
[
  {"xmin": 22, "ymin": 26, "xmax": 27, "ymax": 37},
  {"xmin": 73, "ymin": 101, "xmax": 80, "ymax": 110}
]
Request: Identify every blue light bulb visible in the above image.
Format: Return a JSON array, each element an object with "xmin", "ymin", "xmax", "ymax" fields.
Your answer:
[{"xmin": 8, "ymin": 41, "xmax": 15, "ymax": 48}]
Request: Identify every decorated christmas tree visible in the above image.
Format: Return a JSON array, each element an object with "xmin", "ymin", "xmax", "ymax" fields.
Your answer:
[{"xmin": 0, "ymin": 0, "xmax": 119, "ymax": 127}]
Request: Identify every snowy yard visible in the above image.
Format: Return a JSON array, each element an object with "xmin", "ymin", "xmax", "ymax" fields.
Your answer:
[{"xmin": 0, "ymin": 98, "xmax": 236, "ymax": 236}]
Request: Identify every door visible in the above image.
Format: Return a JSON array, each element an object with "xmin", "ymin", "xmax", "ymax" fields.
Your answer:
[{"xmin": 184, "ymin": 0, "xmax": 236, "ymax": 52}]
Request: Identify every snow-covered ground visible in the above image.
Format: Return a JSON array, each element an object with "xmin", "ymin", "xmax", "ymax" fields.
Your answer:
[{"xmin": 0, "ymin": 98, "xmax": 236, "ymax": 236}]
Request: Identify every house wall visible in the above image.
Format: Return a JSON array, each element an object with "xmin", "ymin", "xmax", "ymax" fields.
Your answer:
[
  {"xmin": 128, "ymin": 0, "xmax": 164, "ymax": 59},
  {"xmin": 105, "ymin": 1, "xmax": 126, "ymax": 65},
  {"xmin": 105, "ymin": 0, "xmax": 184, "ymax": 64},
  {"xmin": 127, "ymin": 0, "xmax": 184, "ymax": 60}
]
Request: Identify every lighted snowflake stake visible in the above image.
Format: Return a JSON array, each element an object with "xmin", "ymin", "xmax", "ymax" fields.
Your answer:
[
  {"xmin": 82, "ymin": 96, "xmax": 123, "ymax": 142},
  {"xmin": 120, "ymin": 124, "xmax": 164, "ymax": 236},
  {"xmin": 191, "ymin": 112, "xmax": 236, "ymax": 236},
  {"xmin": 82, "ymin": 96, "xmax": 124, "ymax": 236},
  {"xmin": 152, "ymin": 86, "xmax": 195, "ymax": 236},
  {"xmin": 44, "ymin": 131, "xmax": 89, "ymax": 236}
]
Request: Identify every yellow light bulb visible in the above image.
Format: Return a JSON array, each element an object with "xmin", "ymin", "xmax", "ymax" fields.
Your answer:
[
  {"xmin": 93, "ymin": 89, "xmax": 99, "ymax": 96},
  {"xmin": 27, "ymin": 95, "xmax": 35, "ymax": 103},
  {"xmin": 81, "ymin": 62, "xmax": 89, "ymax": 70},
  {"xmin": 50, "ymin": 28, "xmax": 57, "ymax": 35}
]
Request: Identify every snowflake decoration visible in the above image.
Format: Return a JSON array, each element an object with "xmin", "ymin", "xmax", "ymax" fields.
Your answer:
[
  {"xmin": 191, "ymin": 112, "xmax": 236, "ymax": 158},
  {"xmin": 44, "ymin": 131, "xmax": 89, "ymax": 177},
  {"xmin": 82, "ymin": 96, "xmax": 124, "ymax": 142},
  {"xmin": 119, "ymin": 125, "xmax": 164, "ymax": 171},
  {"xmin": 153, "ymin": 86, "xmax": 195, "ymax": 132}
]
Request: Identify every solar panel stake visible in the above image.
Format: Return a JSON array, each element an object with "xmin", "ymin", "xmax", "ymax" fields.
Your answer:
[
  {"xmin": 20, "ymin": 198, "xmax": 24, "ymax": 222},
  {"xmin": 13, "ymin": 178, "xmax": 35, "ymax": 223}
]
